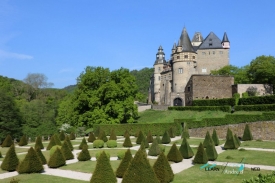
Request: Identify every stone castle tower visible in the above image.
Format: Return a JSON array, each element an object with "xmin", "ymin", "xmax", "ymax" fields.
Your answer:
[{"xmin": 149, "ymin": 27, "xmax": 230, "ymax": 106}]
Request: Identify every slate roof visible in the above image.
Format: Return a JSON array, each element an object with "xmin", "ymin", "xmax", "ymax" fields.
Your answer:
[
  {"xmin": 178, "ymin": 28, "xmax": 195, "ymax": 52},
  {"xmin": 222, "ymin": 32, "xmax": 229, "ymax": 42},
  {"xmin": 198, "ymin": 32, "xmax": 223, "ymax": 49}
]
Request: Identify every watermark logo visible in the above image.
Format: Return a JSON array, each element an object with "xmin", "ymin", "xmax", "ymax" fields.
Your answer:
[
  {"xmin": 251, "ymin": 167, "xmax": 260, "ymax": 171},
  {"xmin": 200, "ymin": 163, "xmax": 220, "ymax": 171}
]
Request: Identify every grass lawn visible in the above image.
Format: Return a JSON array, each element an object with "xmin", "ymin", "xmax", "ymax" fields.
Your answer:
[
  {"xmin": 173, "ymin": 165, "xmax": 273, "ymax": 183},
  {"xmin": 241, "ymin": 140, "xmax": 275, "ymax": 149},
  {"xmin": 86, "ymin": 149, "xmax": 137, "ymax": 157},
  {"xmin": 0, "ymin": 147, "xmax": 29, "ymax": 156},
  {"xmin": 217, "ymin": 149, "xmax": 275, "ymax": 166}
]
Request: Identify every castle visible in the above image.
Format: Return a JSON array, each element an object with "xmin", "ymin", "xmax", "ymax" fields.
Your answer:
[{"xmin": 148, "ymin": 27, "xmax": 231, "ymax": 106}]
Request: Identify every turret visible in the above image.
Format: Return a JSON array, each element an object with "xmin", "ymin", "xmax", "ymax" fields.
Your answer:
[{"xmin": 221, "ymin": 32, "xmax": 230, "ymax": 49}]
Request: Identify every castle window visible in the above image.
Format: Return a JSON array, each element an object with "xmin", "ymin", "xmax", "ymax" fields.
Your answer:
[
  {"xmin": 209, "ymin": 43, "xmax": 212, "ymax": 46},
  {"xmin": 209, "ymin": 38, "xmax": 212, "ymax": 41},
  {"xmin": 187, "ymin": 86, "xmax": 191, "ymax": 92},
  {"xmin": 192, "ymin": 56, "xmax": 195, "ymax": 59},
  {"xmin": 202, "ymin": 68, "xmax": 207, "ymax": 73},
  {"xmin": 177, "ymin": 56, "xmax": 180, "ymax": 59},
  {"xmin": 178, "ymin": 68, "xmax": 183, "ymax": 74},
  {"xmin": 184, "ymin": 55, "xmax": 188, "ymax": 59}
]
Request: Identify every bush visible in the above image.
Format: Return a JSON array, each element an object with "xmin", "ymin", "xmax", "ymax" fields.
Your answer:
[
  {"xmin": 35, "ymin": 148, "xmax": 47, "ymax": 165},
  {"xmin": 59, "ymin": 131, "xmax": 65, "ymax": 141},
  {"xmin": 61, "ymin": 141, "xmax": 74, "ymax": 160},
  {"xmin": 106, "ymin": 140, "xmax": 117, "ymax": 148},
  {"xmin": 181, "ymin": 123, "xmax": 190, "ymax": 139},
  {"xmin": 235, "ymin": 104, "xmax": 275, "ymax": 111},
  {"xmin": 156, "ymin": 135, "xmax": 161, "ymax": 144},
  {"xmin": 124, "ymin": 130, "xmax": 130, "ymax": 138},
  {"xmin": 34, "ymin": 136, "xmax": 44, "ymax": 150},
  {"xmin": 161, "ymin": 131, "xmax": 171, "ymax": 144},
  {"xmin": 9, "ymin": 177, "xmax": 20, "ymax": 183},
  {"xmin": 205, "ymin": 142, "xmax": 218, "ymax": 161},
  {"xmin": 97, "ymin": 130, "xmax": 108, "ymax": 142},
  {"xmin": 117, "ymin": 150, "xmax": 127, "ymax": 160},
  {"xmin": 93, "ymin": 139, "xmax": 104, "ymax": 148},
  {"xmin": 148, "ymin": 138, "xmax": 161, "ymax": 156},
  {"xmin": 79, "ymin": 137, "xmax": 88, "ymax": 149},
  {"xmin": 122, "ymin": 147, "xmax": 159, "ymax": 183},
  {"xmin": 242, "ymin": 124, "xmax": 253, "ymax": 141},
  {"xmin": 0, "ymin": 145, "xmax": 19, "ymax": 171},
  {"xmin": 168, "ymin": 127, "xmax": 175, "ymax": 138},
  {"xmin": 153, "ymin": 152, "xmax": 174, "ymax": 183},
  {"xmin": 233, "ymin": 93, "xmax": 240, "ymax": 106},
  {"xmin": 53, "ymin": 134, "xmax": 62, "ymax": 146},
  {"xmin": 1, "ymin": 134, "xmax": 13, "ymax": 147},
  {"xmin": 167, "ymin": 143, "xmax": 183, "ymax": 163},
  {"xmin": 18, "ymin": 135, "xmax": 28, "ymax": 146},
  {"xmin": 17, "ymin": 147, "xmax": 43, "ymax": 174},
  {"xmin": 179, "ymin": 138, "xmax": 194, "ymax": 159},
  {"xmin": 242, "ymin": 171, "xmax": 275, "ymax": 183},
  {"xmin": 109, "ymin": 129, "xmax": 117, "ymax": 140},
  {"xmin": 46, "ymin": 134, "xmax": 61, "ymax": 150},
  {"xmin": 142, "ymin": 138, "xmax": 149, "ymax": 148},
  {"xmin": 193, "ymin": 143, "xmax": 208, "ymax": 164},
  {"xmin": 224, "ymin": 128, "xmax": 239, "ymax": 150},
  {"xmin": 239, "ymin": 94, "xmax": 275, "ymax": 105},
  {"xmin": 146, "ymin": 130, "xmax": 153, "ymax": 143},
  {"xmin": 242, "ymin": 92, "xmax": 249, "ymax": 98},
  {"xmin": 48, "ymin": 147, "xmax": 66, "ymax": 168},
  {"xmin": 116, "ymin": 149, "xmax": 133, "ymax": 178},
  {"xmin": 0, "ymin": 151, "xmax": 2, "ymax": 158},
  {"xmin": 235, "ymin": 134, "xmax": 241, "ymax": 147},
  {"xmin": 212, "ymin": 129, "xmax": 220, "ymax": 146},
  {"xmin": 136, "ymin": 131, "xmax": 145, "ymax": 144},
  {"xmin": 95, "ymin": 151, "xmax": 110, "ymax": 160},
  {"xmin": 159, "ymin": 144, "xmax": 166, "ymax": 153},
  {"xmin": 192, "ymin": 98, "xmax": 236, "ymax": 106},
  {"xmin": 123, "ymin": 134, "xmax": 133, "ymax": 147},
  {"xmin": 77, "ymin": 146, "xmax": 91, "ymax": 161},
  {"xmin": 50, "ymin": 145, "xmax": 62, "ymax": 157},
  {"xmin": 69, "ymin": 132, "xmax": 76, "ymax": 140},
  {"xmin": 203, "ymin": 131, "xmax": 214, "ymax": 148},
  {"xmin": 88, "ymin": 132, "xmax": 96, "ymax": 143},
  {"xmin": 64, "ymin": 135, "xmax": 73, "ymax": 151},
  {"xmin": 169, "ymin": 105, "xmax": 232, "ymax": 112},
  {"xmin": 90, "ymin": 151, "xmax": 116, "ymax": 183}
]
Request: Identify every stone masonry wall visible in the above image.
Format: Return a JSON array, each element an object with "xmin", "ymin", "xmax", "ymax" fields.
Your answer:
[{"xmin": 189, "ymin": 121, "xmax": 275, "ymax": 140}]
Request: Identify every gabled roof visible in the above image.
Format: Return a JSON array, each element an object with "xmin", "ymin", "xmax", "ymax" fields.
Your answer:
[
  {"xmin": 198, "ymin": 32, "xmax": 223, "ymax": 49},
  {"xmin": 178, "ymin": 28, "xmax": 195, "ymax": 52}
]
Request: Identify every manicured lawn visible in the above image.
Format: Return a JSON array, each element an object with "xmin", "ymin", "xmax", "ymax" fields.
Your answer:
[
  {"xmin": 241, "ymin": 140, "xmax": 275, "ymax": 149},
  {"xmin": 0, "ymin": 147, "xmax": 29, "ymax": 156},
  {"xmin": 217, "ymin": 149, "xmax": 275, "ymax": 166},
  {"xmin": 86, "ymin": 149, "xmax": 137, "ymax": 157}
]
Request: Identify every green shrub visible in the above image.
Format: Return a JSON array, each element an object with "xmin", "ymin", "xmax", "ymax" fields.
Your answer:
[
  {"xmin": 123, "ymin": 134, "xmax": 133, "ymax": 147},
  {"xmin": 124, "ymin": 130, "xmax": 130, "ymax": 138},
  {"xmin": 135, "ymin": 130, "xmax": 139, "ymax": 137},
  {"xmin": 18, "ymin": 135, "xmax": 28, "ymax": 146},
  {"xmin": 59, "ymin": 131, "xmax": 65, "ymax": 141},
  {"xmin": 1, "ymin": 134, "xmax": 13, "ymax": 147},
  {"xmin": 148, "ymin": 138, "xmax": 161, "ymax": 156},
  {"xmin": 242, "ymin": 92, "xmax": 249, "ymax": 98},
  {"xmin": 242, "ymin": 124, "xmax": 253, "ymax": 141},
  {"xmin": 212, "ymin": 129, "xmax": 219, "ymax": 146},
  {"xmin": 53, "ymin": 134, "xmax": 62, "ymax": 146},
  {"xmin": 95, "ymin": 151, "xmax": 110, "ymax": 160},
  {"xmin": 34, "ymin": 136, "xmax": 44, "ymax": 150},
  {"xmin": 93, "ymin": 139, "xmax": 104, "ymax": 148},
  {"xmin": 117, "ymin": 150, "xmax": 127, "ymax": 160},
  {"xmin": 169, "ymin": 105, "xmax": 232, "ymax": 112},
  {"xmin": 156, "ymin": 135, "xmax": 161, "ymax": 144},
  {"xmin": 122, "ymin": 147, "xmax": 159, "ymax": 183},
  {"xmin": 239, "ymin": 94, "xmax": 275, "ymax": 105},
  {"xmin": 179, "ymin": 138, "xmax": 194, "ymax": 159},
  {"xmin": 167, "ymin": 143, "xmax": 183, "ymax": 163},
  {"xmin": 136, "ymin": 130, "xmax": 145, "ymax": 144},
  {"xmin": 0, "ymin": 145, "xmax": 19, "ymax": 171},
  {"xmin": 88, "ymin": 132, "xmax": 96, "ymax": 143},
  {"xmin": 90, "ymin": 151, "xmax": 116, "ymax": 183},
  {"xmin": 69, "ymin": 132, "xmax": 76, "ymax": 140},
  {"xmin": 161, "ymin": 131, "xmax": 171, "ymax": 144},
  {"xmin": 97, "ymin": 130, "xmax": 108, "ymax": 142},
  {"xmin": 224, "ymin": 128, "xmax": 239, "ymax": 149},
  {"xmin": 168, "ymin": 127, "xmax": 175, "ymax": 138},
  {"xmin": 159, "ymin": 144, "xmax": 166, "ymax": 153},
  {"xmin": 116, "ymin": 149, "xmax": 133, "ymax": 178},
  {"xmin": 48, "ymin": 147, "xmax": 66, "ymax": 168},
  {"xmin": 193, "ymin": 143, "xmax": 208, "ymax": 164},
  {"xmin": 109, "ymin": 129, "xmax": 117, "ymax": 140},
  {"xmin": 35, "ymin": 148, "xmax": 47, "ymax": 165},
  {"xmin": 235, "ymin": 104, "xmax": 275, "ymax": 111},
  {"xmin": 77, "ymin": 146, "xmax": 91, "ymax": 161},
  {"xmin": 205, "ymin": 142, "xmax": 218, "ymax": 161},
  {"xmin": 203, "ymin": 131, "xmax": 214, "ymax": 148},
  {"xmin": 181, "ymin": 123, "xmax": 190, "ymax": 139},
  {"xmin": 143, "ymin": 138, "xmax": 149, "ymax": 148},
  {"xmin": 61, "ymin": 141, "xmax": 74, "ymax": 160},
  {"xmin": 0, "ymin": 151, "xmax": 2, "ymax": 158},
  {"xmin": 79, "ymin": 137, "xmax": 88, "ymax": 149},
  {"xmin": 235, "ymin": 134, "xmax": 241, "ymax": 147},
  {"xmin": 17, "ymin": 147, "xmax": 43, "ymax": 174},
  {"xmin": 50, "ymin": 145, "xmax": 62, "ymax": 157},
  {"xmin": 192, "ymin": 98, "xmax": 235, "ymax": 106},
  {"xmin": 153, "ymin": 152, "xmax": 174, "ymax": 183},
  {"xmin": 146, "ymin": 130, "xmax": 153, "ymax": 143},
  {"xmin": 9, "ymin": 177, "xmax": 20, "ymax": 183},
  {"xmin": 64, "ymin": 135, "xmax": 73, "ymax": 151},
  {"xmin": 47, "ymin": 134, "xmax": 61, "ymax": 150},
  {"xmin": 242, "ymin": 171, "xmax": 275, "ymax": 183},
  {"xmin": 233, "ymin": 93, "xmax": 240, "ymax": 106},
  {"xmin": 106, "ymin": 140, "xmax": 117, "ymax": 148}
]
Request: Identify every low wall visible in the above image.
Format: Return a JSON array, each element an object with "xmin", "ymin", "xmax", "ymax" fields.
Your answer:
[
  {"xmin": 138, "ymin": 105, "xmax": 152, "ymax": 112},
  {"xmin": 189, "ymin": 121, "xmax": 275, "ymax": 140}
]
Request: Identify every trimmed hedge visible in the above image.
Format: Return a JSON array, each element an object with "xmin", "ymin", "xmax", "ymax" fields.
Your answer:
[
  {"xmin": 77, "ymin": 146, "xmax": 91, "ymax": 161},
  {"xmin": 106, "ymin": 140, "xmax": 117, "ymax": 148},
  {"xmin": 0, "ymin": 145, "xmax": 19, "ymax": 171},
  {"xmin": 235, "ymin": 104, "xmax": 275, "ymax": 111},
  {"xmin": 34, "ymin": 136, "xmax": 44, "ymax": 150},
  {"xmin": 193, "ymin": 143, "xmax": 208, "ymax": 164},
  {"xmin": 169, "ymin": 105, "xmax": 231, "ymax": 112},
  {"xmin": 153, "ymin": 152, "xmax": 174, "ymax": 183},
  {"xmin": 239, "ymin": 95, "xmax": 275, "ymax": 105},
  {"xmin": 242, "ymin": 124, "xmax": 253, "ymax": 141},
  {"xmin": 79, "ymin": 138, "xmax": 88, "ymax": 149},
  {"xmin": 18, "ymin": 135, "xmax": 28, "ymax": 146},
  {"xmin": 116, "ymin": 149, "xmax": 133, "ymax": 178},
  {"xmin": 167, "ymin": 143, "xmax": 183, "ymax": 163},
  {"xmin": 93, "ymin": 140, "xmax": 104, "ymax": 148},
  {"xmin": 123, "ymin": 135, "xmax": 133, "ymax": 147},
  {"xmin": 48, "ymin": 147, "xmax": 66, "ymax": 168},
  {"xmin": 1, "ymin": 134, "xmax": 13, "ymax": 147},
  {"xmin": 95, "ymin": 151, "xmax": 110, "ymax": 160},
  {"xmin": 192, "ymin": 98, "xmax": 235, "ymax": 106}
]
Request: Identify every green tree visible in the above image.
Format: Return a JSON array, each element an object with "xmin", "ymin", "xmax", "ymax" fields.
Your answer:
[
  {"xmin": 109, "ymin": 129, "xmax": 117, "ymax": 140},
  {"xmin": 35, "ymin": 148, "xmax": 47, "ymax": 165},
  {"xmin": 146, "ymin": 130, "xmax": 153, "ymax": 143},
  {"xmin": 79, "ymin": 137, "xmax": 88, "ymax": 149},
  {"xmin": 136, "ymin": 130, "xmax": 145, "ymax": 144},
  {"xmin": 203, "ymin": 131, "xmax": 214, "ymax": 148}
]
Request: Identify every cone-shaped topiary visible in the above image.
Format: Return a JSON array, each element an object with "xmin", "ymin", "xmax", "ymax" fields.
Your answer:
[
  {"xmin": 139, "ymin": 142, "xmax": 147, "ymax": 155},
  {"xmin": 179, "ymin": 137, "xmax": 194, "ymax": 159},
  {"xmin": 242, "ymin": 124, "xmax": 253, "ymax": 141},
  {"xmin": 47, "ymin": 147, "xmax": 66, "ymax": 168},
  {"xmin": 79, "ymin": 137, "xmax": 88, "ymax": 149},
  {"xmin": 0, "ymin": 151, "xmax": 2, "ymax": 158},
  {"xmin": 35, "ymin": 148, "xmax": 47, "ymax": 165},
  {"xmin": 122, "ymin": 147, "xmax": 159, "ymax": 183},
  {"xmin": 61, "ymin": 141, "xmax": 74, "ymax": 160},
  {"xmin": 17, "ymin": 147, "xmax": 43, "ymax": 174},
  {"xmin": 124, "ymin": 130, "xmax": 130, "ymax": 138},
  {"xmin": 47, "ymin": 135, "xmax": 57, "ymax": 150},
  {"xmin": 59, "ymin": 131, "xmax": 65, "ymax": 141},
  {"xmin": 116, "ymin": 149, "xmax": 133, "ymax": 178},
  {"xmin": 136, "ymin": 130, "xmax": 145, "ymax": 144},
  {"xmin": 161, "ymin": 131, "xmax": 171, "ymax": 144},
  {"xmin": 1, "ymin": 134, "xmax": 13, "ymax": 147},
  {"xmin": 18, "ymin": 135, "xmax": 28, "ymax": 146},
  {"xmin": 0, "ymin": 145, "xmax": 19, "ymax": 171},
  {"xmin": 88, "ymin": 132, "xmax": 96, "ymax": 143},
  {"xmin": 50, "ymin": 145, "xmax": 62, "ymax": 157},
  {"xmin": 90, "ymin": 151, "xmax": 116, "ymax": 183},
  {"xmin": 135, "ymin": 130, "xmax": 139, "ymax": 137},
  {"xmin": 109, "ymin": 129, "xmax": 117, "ymax": 140},
  {"xmin": 97, "ymin": 130, "xmax": 108, "ymax": 142},
  {"xmin": 148, "ymin": 138, "xmax": 161, "ymax": 156},
  {"xmin": 69, "ymin": 132, "xmax": 76, "ymax": 140},
  {"xmin": 64, "ymin": 135, "xmax": 73, "ymax": 151},
  {"xmin": 205, "ymin": 142, "xmax": 218, "ymax": 161},
  {"xmin": 54, "ymin": 134, "xmax": 62, "ymax": 146},
  {"xmin": 168, "ymin": 127, "xmax": 175, "ymax": 138},
  {"xmin": 34, "ymin": 136, "xmax": 44, "ymax": 150},
  {"xmin": 224, "ymin": 128, "xmax": 239, "ymax": 149},
  {"xmin": 123, "ymin": 134, "xmax": 133, "ymax": 147},
  {"xmin": 234, "ymin": 134, "xmax": 241, "ymax": 147},
  {"xmin": 193, "ymin": 142, "xmax": 208, "ymax": 164},
  {"xmin": 153, "ymin": 151, "xmax": 174, "ymax": 183},
  {"xmin": 181, "ymin": 123, "xmax": 190, "ymax": 139},
  {"xmin": 146, "ymin": 130, "xmax": 153, "ymax": 143},
  {"xmin": 212, "ymin": 129, "xmax": 220, "ymax": 146},
  {"xmin": 142, "ymin": 138, "xmax": 149, "ymax": 148},
  {"xmin": 167, "ymin": 143, "xmax": 183, "ymax": 163},
  {"xmin": 203, "ymin": 131, "xmax": 214, "ymax": 148},
  {"xmin": 77, "ymin": 145, "xmax": 91, "ymax": 161},
  {"xmin": 156, "ymin": 135, "xmax": 161, "ymax": 144},
  {"xmin": 94, "ymin": 127, "xmax": 100, "ymax": 137}
]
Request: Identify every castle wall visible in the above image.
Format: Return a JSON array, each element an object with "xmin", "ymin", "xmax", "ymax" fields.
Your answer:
[{"xmin": 233, "ymin": 84, "xmax": 273, "ymax": 97}]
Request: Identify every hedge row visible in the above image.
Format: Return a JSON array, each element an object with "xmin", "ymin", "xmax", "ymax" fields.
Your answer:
[
  {"xmin": 235, "ymin": 104, "xmax": 275, "ymax": 111},
  {"xmin": 93, "ymin": 122, "xmax": 182, "ymax": 136},
  {"xmin": 176, "ymin": 112, "xmax": 275, "ymax": 129},
  {"xmin": 168, "ymin": 106, "xmax": 231, "ymax": 113},
  {"xmin": 192, "ymin": 98, "xmax": 235, "ymax": 106},
  {"xmin": 239, "ymin": 95, "xmax": 275, "ymax": 105}
]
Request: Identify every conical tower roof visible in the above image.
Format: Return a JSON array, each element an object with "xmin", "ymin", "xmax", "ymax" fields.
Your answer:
[
  {"xmin": 178, "ymin": 28, "xmax": 195, "ymax": 52},
  {"xmin": 222, "ymin": 32, "xmax": 229, "ymax": 43}
]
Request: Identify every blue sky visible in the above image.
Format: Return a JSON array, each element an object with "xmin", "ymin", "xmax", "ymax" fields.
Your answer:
[{"xmin": 0, "ymin": 1, "xmax": 275, "ymax": 88}]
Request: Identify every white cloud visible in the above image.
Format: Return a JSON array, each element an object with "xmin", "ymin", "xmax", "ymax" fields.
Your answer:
[
  {"xmin": 59, "ymin": 68, "xmax": 74, "ymax": 73},
  {"xmin": 0, "ymin": 49, "xmax": 33, "ymax": 60}
]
